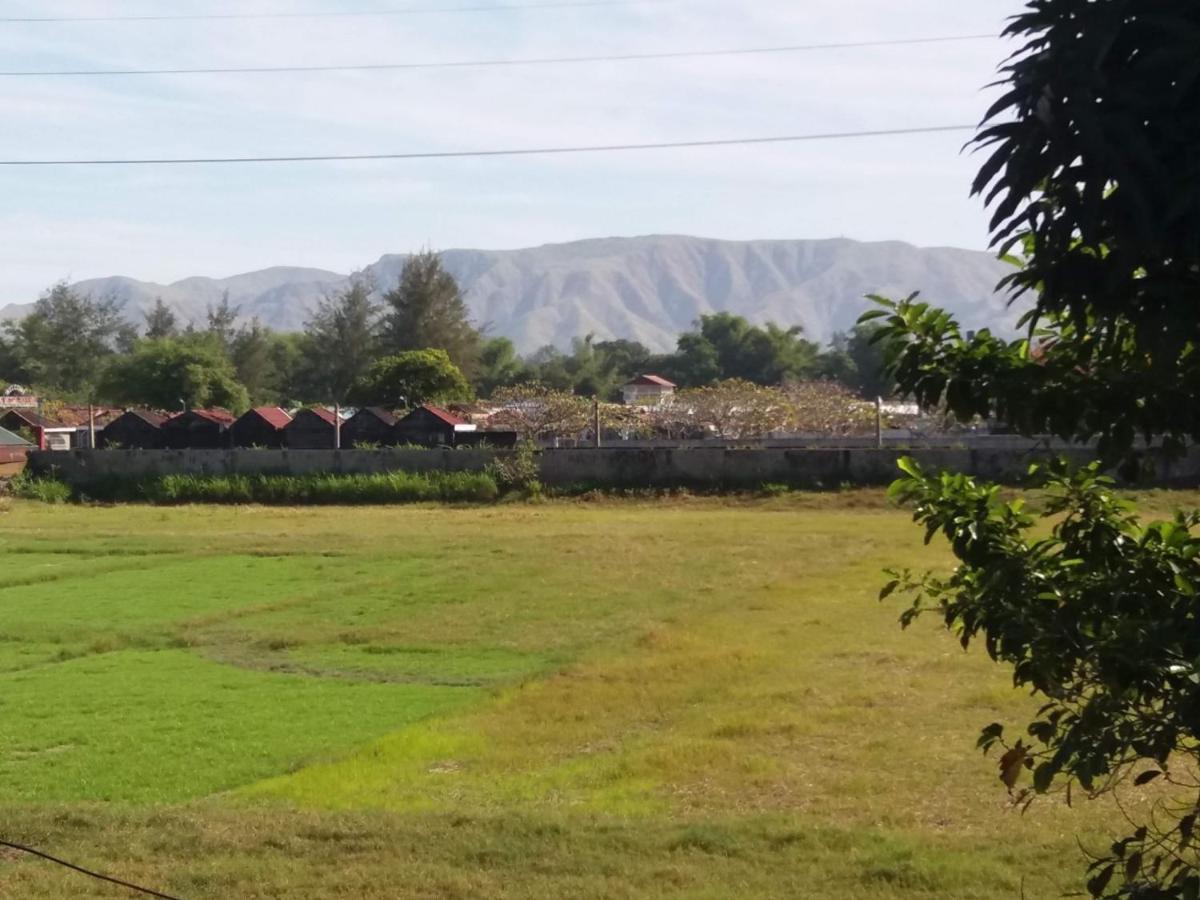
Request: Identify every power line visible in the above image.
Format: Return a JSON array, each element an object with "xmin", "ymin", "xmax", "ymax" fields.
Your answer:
[
  {"xmin": 0, "ymin": 34, "xmax": 996, "ymax": 78},
  {"xmin": 0, "ymin": 0, "xmax": 671, "ymax": 23},
  {"xmin": 0, "ymin": 124, "xmax": 975, "ymax": 167},
  {"xmin": 0, "ymin": 840, "xmax": 183, "ymax": 900}
]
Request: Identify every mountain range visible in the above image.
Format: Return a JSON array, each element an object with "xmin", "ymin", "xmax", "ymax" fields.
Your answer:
[{"xmin": 0, "ymin": 235, "xmax": 1020, "ymax": 353}]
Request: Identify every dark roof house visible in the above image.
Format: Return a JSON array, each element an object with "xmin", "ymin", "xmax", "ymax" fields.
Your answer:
[
  {"xmin": 284, "ymin": 407, "xmax": 342, "ymax": 449},
  {"xmin": 98, "ymin": 409, "xmax": 167, "ymax": 449},
  {"xmin": 393, "ymin": 405, "xmax": 476, "ymax": 447},
  {"xmin": 230, "ymin": 406, "xmax": 293, "ymax": 449},
  {"xmin": 0, "ymin": 409, "xmax": 61, "ymax": 433},
  {"xmin": 161, "ymin": 409, "xmax": 235, "ymax": 450},
  {"xmin": 342, "ymin": 407, "xmax": 398, "ymax": 448}
]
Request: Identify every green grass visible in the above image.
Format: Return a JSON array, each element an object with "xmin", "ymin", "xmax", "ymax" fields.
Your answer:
[{"xmin": 1, "ymin": 491, "xmax": 1196, "ymax": 897}]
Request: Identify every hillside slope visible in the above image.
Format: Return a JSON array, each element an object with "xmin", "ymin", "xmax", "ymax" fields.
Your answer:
[{"xmin": 1, "ymin": 236, "xmax": 1018, "ymax": 351}]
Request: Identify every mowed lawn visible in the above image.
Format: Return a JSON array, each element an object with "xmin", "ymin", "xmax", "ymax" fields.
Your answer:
[{"xmin": 0, "ymin": 493, "xmax": 1189, "ymax": 898}]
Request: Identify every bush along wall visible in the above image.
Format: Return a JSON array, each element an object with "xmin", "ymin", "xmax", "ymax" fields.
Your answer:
[{"xmin": 10, "ymin": 470, "xmax": 500, "ymax": 506}]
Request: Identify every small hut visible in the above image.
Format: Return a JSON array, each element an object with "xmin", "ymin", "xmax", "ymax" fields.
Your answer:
[
  {"xmin": 160, "ymin": 409, "xmax": 235, "ymax": 450},
  {"xmin": 284, "ymin": 407, "xmax": 341, "ymax": 449},
  {"xmin": 230, "ymin": 406, "xmax": 292, "ymax": 449},
  {"xmin": 393, "ymin": 405, "xmax": 476, "ymax": 448},
  {"xmin": 98, "ymin": 410, "xmax": 167, "ymax": 449},
  {"xmin": 342, "ymin": 407, "xmax": 398, "ymax": 448}
]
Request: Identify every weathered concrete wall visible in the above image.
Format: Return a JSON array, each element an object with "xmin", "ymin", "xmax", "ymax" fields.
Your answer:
[{"xmin": 30, "ymin": 444, "xmax": 1200, "ymax": 490}]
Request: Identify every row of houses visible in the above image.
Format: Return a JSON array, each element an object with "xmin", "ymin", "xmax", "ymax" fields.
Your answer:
[
  {"xmin": 0, "ymin": 373, "xmax": 682, "ymax": 452},
  {"xmin": 85, "ymin": 404, "xmax": 516, "ymax": 451}
]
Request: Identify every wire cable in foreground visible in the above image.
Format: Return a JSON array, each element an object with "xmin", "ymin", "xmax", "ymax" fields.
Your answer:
[
  {"xmin": 0, "ymin": 34, "xmax": 997, "ymax": 78},
  {"xmin": 0, "ymin": 0, "xmax": 673, "ymax": 23},
  {"xmin": 0, "ymin": 840, "xmax": 183, "ymax": 900},
  {"xmin": 0, "ymin": 124, "xmax": 976, "ymax": 167}
]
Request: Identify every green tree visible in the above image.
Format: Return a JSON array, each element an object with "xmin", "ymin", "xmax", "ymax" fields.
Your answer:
[
  {"xmin": 99, "ymin": 335, "xmax": 249, "ymax": 413},
  {"xmin": 477, "ymin": 336, "xmax": 528, "ymax": 397},
  {"xmin": 298, "ymin": 279, "xmax": 380, "ymax": 403},
  {"xmin": 350, "ymin": 349, "xmax": 471, "ymax": 409},
  {"xmin": 380, "ymin": 251, "xmax": 481, "ymax": 377},
  {"xmin": 659, "ymin": 314, "xmax": 820, "ymax": 387},
  {"xmin": 818, "ymin": 323, "xmax": 895, "ymax": 399},
  {"xmin": 867, "ymin": 3, "xmax": 1200, "ymax": 896},
  {"xmin": 144, "ymin": 298, "xmax": 179, "ymax": 340},
  {"xmin": 205, "ymin": 291, "xmax": 239, "ymax": 354},
  {"xmin": 230, "ymin": 320, "xmax": 287, "ymax": 406},
  {"xmin": 7, "ymin": 282, "xmax": 127, "ymax": 397}
]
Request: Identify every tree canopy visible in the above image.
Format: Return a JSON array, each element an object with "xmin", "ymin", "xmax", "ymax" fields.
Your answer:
[
  {"xmin": 350, "ymin": 349, "xmax": 472, "ymax": 409},
  {"xmin": 99, "ymin": 335, "xmax": 249, "ymax": 413},
  {"xmin": 381, "ymin": 251, "xmax": 482, "ymax": 377},
  {"xmin": 2, "ymin": 283, "xmax": 131, "ymax": 397},
  {"xmin": 868, "ymin": 2, "xmax": 1200, "ymax": 896},
  {"xmin": 297, "ymin": 279, "xmax": 380, "ymax": 403}
]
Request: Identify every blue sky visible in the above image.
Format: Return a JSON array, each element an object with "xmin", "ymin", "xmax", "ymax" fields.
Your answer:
[{"xmin": 0, "ymin": 0, "xmax": 1021, "ymax": 300}]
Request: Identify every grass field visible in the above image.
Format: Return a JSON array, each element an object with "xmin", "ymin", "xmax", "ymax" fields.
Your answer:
[{"xmin": 0, "ymin": 491, "xmax": 1191, "ymax": 898}]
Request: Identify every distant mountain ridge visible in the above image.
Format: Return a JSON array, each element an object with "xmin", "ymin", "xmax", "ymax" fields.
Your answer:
[{"xmin": 0, "ymin": 235, "xmax": 1019, "ymax": 352}]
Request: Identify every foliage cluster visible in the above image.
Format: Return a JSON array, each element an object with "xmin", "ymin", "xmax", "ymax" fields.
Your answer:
[{"xmin": 868, "ymin": 1, "xmax": 1200, "ymax": 896}]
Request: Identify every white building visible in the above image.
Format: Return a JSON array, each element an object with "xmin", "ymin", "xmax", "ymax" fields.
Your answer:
[{"xmin": 622, "ymin": 374, "xmax": 676, "ymax": 406}]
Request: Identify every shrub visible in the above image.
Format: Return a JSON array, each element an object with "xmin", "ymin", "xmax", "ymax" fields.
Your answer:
[
  {"xmin": 8, "ymin": 470, "xmax": 499, "ymax": 506},
  {"xmin": 139, "ymin": 470, "xmax": 497, "ymax": 506},
  {"xmin": 8, "ymin": 473, "xmax": 72, "ymax": 504},
  {"xmin": 489, "ymin": 440, "xmax": 541, "ymax": 497}
]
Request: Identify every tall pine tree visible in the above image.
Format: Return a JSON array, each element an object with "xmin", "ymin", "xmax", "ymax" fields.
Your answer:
[{"xmin": 380, "ymin": 251, "xmax": 480, "ymax": 378}]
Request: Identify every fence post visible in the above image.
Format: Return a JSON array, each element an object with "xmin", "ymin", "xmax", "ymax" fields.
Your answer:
[{"xmin": 875, "ymin": 397, "xmax": 884, "ymax": 449}]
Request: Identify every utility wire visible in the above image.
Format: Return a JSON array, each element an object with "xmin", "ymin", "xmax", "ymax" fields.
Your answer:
[
  {"xmin": 0, "ymin": 124, "xmax": 975, "ymax": 167},
  {"xmin": 0, "ymin": 34, "xmax": 996, "ymax": 78},
  {"xmin": 0, "ymin": 0, "xmax": 672, "ymax": 23},
  {"xmin": 0, "ymin": 840, "xmax": 183, "ymax": 900}
]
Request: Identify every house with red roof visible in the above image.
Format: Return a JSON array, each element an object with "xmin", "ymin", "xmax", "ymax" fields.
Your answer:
[
  {"xmin": 98, "ymin": 409, "xmax": 169, "ymax": 449},
  {"xmin": 342, "ymin": 407, "xmax": 398, "ymax": 448},
  {"xmin": 231, "ymin": 406, "xmax": 293, "ymax": 449},
  {"xmin": 394, "ymin": 405, "xmax": 477, "ymax": 448},
  {"xmin": 161, "ymin": 409, "xmax": 236, "ymax": 450},
  {"xmin": 622, "ymin": 374, "xmax": 676, "ymax": 407},
  {"xmin": 284, "ymin": 407, "xmax": 344, "ymax": 449}
]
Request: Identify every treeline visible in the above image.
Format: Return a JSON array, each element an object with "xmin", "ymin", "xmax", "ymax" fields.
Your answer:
[{"xmin": 0, "ymin": 250, "xmax": 892, "ymax": 412}]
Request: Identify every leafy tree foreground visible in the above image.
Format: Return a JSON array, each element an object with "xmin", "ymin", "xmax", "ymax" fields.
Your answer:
[{"xmin": 869, "ymin": 1, "xmax": 1200, "ymax": 896}]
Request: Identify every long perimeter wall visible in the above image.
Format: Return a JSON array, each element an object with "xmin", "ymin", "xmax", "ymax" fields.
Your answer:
[{"xmin": 28, "ymin": 445, "xmax": 1200, "ymax": 489}]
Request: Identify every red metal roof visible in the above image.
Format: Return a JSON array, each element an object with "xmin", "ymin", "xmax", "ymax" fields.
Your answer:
[
  {"xmin": 299, "ymin": 407, "xmax": 339, "ymax": 426},
  {"xmin": 166, "ymin": 408, "xmax": 235, "ymax": 427},
  {"xmin": 626, "ymin": 374, "xmax": 676, "ymax": 388},
  {"xmin": 354, "ymin": 406, "xmax": 398, "ymax": 427},
  {"xmin": 419, "ymin": 405, "xmax": 466, "ymax": 427},
  {"xmin": 0, "ymin": 409, "xmax": 63, "ymax": 429},
  {"xmin": 247, "ymin": 406, "xmax": 293, "ymax": 429},
  {"xmin": 116, "ymin": 409, "xmax": 168, "ymax": 427}
]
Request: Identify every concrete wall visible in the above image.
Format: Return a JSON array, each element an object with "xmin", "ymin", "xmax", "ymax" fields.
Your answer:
[{"xmin": 29, "ymin": 443, "xmax": 1200, "ymax": 490}]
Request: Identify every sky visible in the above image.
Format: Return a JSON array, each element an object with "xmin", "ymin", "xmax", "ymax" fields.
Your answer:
[{"xmin": 0, "ymin": 0, "xmax": 1024, "ymax": 301}]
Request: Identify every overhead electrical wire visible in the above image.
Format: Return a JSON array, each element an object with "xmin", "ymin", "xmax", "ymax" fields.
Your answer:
[
  {"xmin": 0, "ymin": 0, "xmax": 674, "ymax": 23},
  {"xmin": 0, "ymin": 124, "xmax": 975, "ymax": 167},
  {"xmin": 0, "ymin": 34, "xmax": 996, "ymax": 78}
]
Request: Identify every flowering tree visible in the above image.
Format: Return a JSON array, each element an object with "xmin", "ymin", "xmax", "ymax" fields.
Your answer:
[
  {"xmin": 487, "ymin": 383, "xmax": 591, "ymax": 441},
  {"xmin": 674, "ymin": 379, "xmax": 794, "ymax": 440},
  {"xmin": 783, "ymin": 380, "xmax": 876, "ymax": 436}
]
